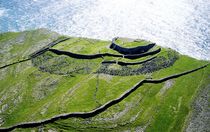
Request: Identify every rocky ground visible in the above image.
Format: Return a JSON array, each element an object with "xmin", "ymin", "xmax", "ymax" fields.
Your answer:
[{"xmin": 186, "ymin": 84, "xmax": 210, "ymax": 132}]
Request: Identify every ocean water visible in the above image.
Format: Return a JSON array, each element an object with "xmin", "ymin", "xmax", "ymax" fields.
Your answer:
[{"xmin": 0, "ymin": 0, "xmax": 209, "ymax": 60}]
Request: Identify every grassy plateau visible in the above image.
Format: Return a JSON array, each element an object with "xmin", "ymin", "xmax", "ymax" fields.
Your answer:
[{"xmin": 0, "ymin": 29, "xmax": 209, "ymax": 132}]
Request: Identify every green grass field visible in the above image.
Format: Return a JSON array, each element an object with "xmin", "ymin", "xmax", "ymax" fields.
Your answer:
[{"xmin": 0, "ymin": 29, "xmax": 209, "ymax": 131}]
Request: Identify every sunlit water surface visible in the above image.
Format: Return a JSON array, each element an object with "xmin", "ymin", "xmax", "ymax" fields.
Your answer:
[{"xmin": 0, "ymin": 0, "xmax": 209, "ymax": 60}]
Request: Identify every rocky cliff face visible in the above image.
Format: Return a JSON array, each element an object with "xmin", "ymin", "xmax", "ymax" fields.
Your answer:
[{"xmin": 0, "ymin": 29, "xmax": 209, "ymax": 131}]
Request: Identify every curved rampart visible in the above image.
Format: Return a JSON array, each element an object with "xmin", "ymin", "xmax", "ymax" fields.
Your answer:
[
  {"xmin": 49, "ymin": 48, "xmax": 161, "ymax": 60},
  {"xmin": 109, "ymin": 37, "xmax": 156, "ymax": 55},
  {"xmin": 101, "ymin": 56, "xmax": 157, "ymax": 66},
  {"xmin": 0, "ymin": 64, "xmax": 208, "ymax": 131}
]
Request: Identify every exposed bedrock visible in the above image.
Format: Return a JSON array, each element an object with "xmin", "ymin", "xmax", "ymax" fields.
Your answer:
[{"xmin": 186, "ymin": 84, "xmax": 210, "ymax": 132}]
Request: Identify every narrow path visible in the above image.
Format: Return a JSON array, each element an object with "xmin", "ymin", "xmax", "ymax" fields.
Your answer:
[
  {"xmin": 0, "ymin": 64, "xmax": 208, "ymax": 131},
  {"xmin": 93, "ymin": 73, "xmax": 101, "ymax": 105}
]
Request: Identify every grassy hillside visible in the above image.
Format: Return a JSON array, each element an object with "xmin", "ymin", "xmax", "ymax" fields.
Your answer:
[{"xmin": 0, "ymin": 29, "xmax": 209, "ymax": 132}]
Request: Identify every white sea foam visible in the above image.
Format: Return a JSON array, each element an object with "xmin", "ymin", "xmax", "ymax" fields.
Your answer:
[{"xmin": 1, "ymin": 0, "xmax": 210, "ymax": 60}]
